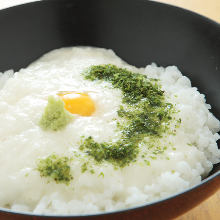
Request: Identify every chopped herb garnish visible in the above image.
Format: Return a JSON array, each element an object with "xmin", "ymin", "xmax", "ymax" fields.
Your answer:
[{"xmin": 37, "ymin": 154, "xmax": 73, "ymax": 185}]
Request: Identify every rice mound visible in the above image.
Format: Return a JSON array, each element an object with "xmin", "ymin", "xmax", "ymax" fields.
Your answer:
[{"xmin": 0, "ymin": 47, "xmax": 219, "ymax": 214}]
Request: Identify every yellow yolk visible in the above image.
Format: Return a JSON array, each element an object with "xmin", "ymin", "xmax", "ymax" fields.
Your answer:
[{"xmin": 58, "ymin": 92, "xmax": 95, "ymax": 116}]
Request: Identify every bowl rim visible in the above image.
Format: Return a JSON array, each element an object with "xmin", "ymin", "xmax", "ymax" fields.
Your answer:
[
  {"xmin": 1, "ymin": 0, "xmax": 220, "ymax": 26},
  {"xmin": 0, "ymin": 0, "xmax": 219, "ymax": 217}
]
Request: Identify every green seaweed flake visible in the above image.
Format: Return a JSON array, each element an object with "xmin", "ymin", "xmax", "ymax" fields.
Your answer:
[
  {"xmin": 84, "ymin": 64, "xmax": 164, "ymax": 105},
  {"xmin": 80, "ymin": 136, "xmax": 138, "ymax": 167},
  {"xmin": 37, "ymin": 154, "xmax": 73, "ymax": 185},
  {"xmin": 117, "ymin": 102, "xmax": 174, "ymax": 138},
  {"xmin": 80, "ymin": 64, "xmax": 180, "ymax": 168}
]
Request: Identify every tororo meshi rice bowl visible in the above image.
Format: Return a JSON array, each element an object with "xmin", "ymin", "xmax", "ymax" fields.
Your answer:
[{"xmin": 0, "ymin": 47, "xmax": 219, "ymax": 214}]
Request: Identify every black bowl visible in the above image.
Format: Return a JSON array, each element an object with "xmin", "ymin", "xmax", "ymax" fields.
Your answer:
[{"xmin": 0, "ymin": 0, "xmax": 219, "ymax": 219}]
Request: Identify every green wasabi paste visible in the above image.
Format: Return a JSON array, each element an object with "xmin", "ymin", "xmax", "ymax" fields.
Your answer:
[{"xmin": 39, "ymin": 96, "xmax": 73, "ymax": 131}]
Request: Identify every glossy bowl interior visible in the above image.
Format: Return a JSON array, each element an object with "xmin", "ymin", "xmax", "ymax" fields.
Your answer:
[{"xmin": 0, "ymin": 0, "xmax": 219, "ymax": 219}]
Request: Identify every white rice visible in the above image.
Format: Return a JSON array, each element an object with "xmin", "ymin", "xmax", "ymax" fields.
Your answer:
[{"xmin": 0, "ymin": 47, "xmax": 219, "ymax": 214}]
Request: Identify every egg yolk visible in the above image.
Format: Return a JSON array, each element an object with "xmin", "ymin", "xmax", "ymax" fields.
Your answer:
[{"xmin": 58, "ymin": 92, "xmax": 95, "ymax": 116}]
